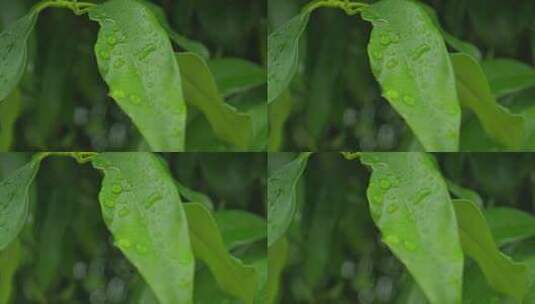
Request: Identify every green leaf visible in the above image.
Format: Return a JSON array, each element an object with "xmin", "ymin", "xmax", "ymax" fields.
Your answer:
[
  {"xmin": 0, "ymin": 240, "xmax": 21, "ymax": 304},
  {"xmin": 362, "ymin": 0, "xmax": 460, "ymax": 151},
  {"xmin": 175, "ymin": 180, "xmax": 214, "ymax": 210},
  {"xmin": 267, "ymin": 12, "xmax": 309, "ymax": 104},
  {"xmin": 268, "ymin": 91, "xmax": 293, "ymax": 151},
  {"xmin": 266, "ymin": 238, "xmax": 288, "ymax": 304},
  {"xmin": 0, "ymin": 90, "xmax": 22, "ymax": 151},
  {"xmin": 360, "ymin": 152, "xmax": 463, "ymax": 304},
  {"xmin": 183, "ymin": 202, "xmax": 258, "ymax": 304},
  {"xmin": 208, "ymin": 58, "xmax": 266, "ymax": 97},
  {"xmin": 484, "ymin": 207, "xmax": 535, "ymax": 246},
  {"xmin": 0, "ymin": 156, "xmax": 41, "ymax": 250},
  {"xmin": 176, "ymin": 52, "xmax": 253, "ymax": 150},
  {"xmin": 92, "ymin": 153, "xmax": 194, "ymax": 304},
  {"xmin": 268, "ymin": 152, "xmax": 311, "ymax": 247},
  {"xmin": 0, "ymin": 11, "xmax": 37, "ymax": 101},
  {"xmin": 446, "ymin": 179, "xmax": 484, "ymax": 208},
  {"xmin": 450, "ymin": 53, "xmax": 525, "ymax": 149},
  {"xmin": 452, "ymin": 199, "xmax": 528, "ymax": 302},
  {"xmin": 89, "ymin": 0, "xmax": 187, "ymax": 151},
  {"xmin": 418, "ymin": 2, "xmax": 481, "ymax": 61},
  {"xmin": 482, "ymin": 58, "xmax": 535, "ymax": 97},
  {"xmin": 214, "ymin": 210, "xmax": 267, "ymax": 250},
  {"xmin": 138, "ymin": 0, "xmax": 210, "ymax": 59}
]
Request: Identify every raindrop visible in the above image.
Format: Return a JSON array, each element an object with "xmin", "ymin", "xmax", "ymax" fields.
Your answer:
[
  {"xmin": 384, "ymin": 89, "xmax": 399, "ymax": 101},
  {"xmin": 380, "ymin": 33, "xmax": 391, "ymax": 46},
  {"xmin": 384, "ymin": 235, "xmax": 400, "ymax": 245},
  {"xmin": 145, "ymin": 193, "xmax": 161, "ymax": 209},
  {"xmin": 379, "ymin": 179, "xmax": 391, "ymax": 190},
  {"xmin": 386, "ymin": 204, "xmax": 398, "ymax": 214},
  {"xmin": 112, "ymin": 183, "xmax": 122, "ymax": 194},
  {"xmin": 117, "ymin": 239, "xmax": 132, "ymax": 248},
  {"xmin": 386, "ymin": 59, "xmax": 398, "ymax": 69},
  {"xmin": 402, "ymin": 95, "xmax": 415, "ymax": 106},
  {"xmin": 372, "ymin": 50, "xmax": 383, "ymax": 60},
  {"xmin": 412, "ymin": 43, "xmax": 431, "ymax": 60},
  {"xmin": 111, "ymin": 90, "xmax": 125, "ymax": 99},
  {"xmin": 107, "ymin": 35, "xmax": 117, "ymax": 46},
  {"xmin": 414, "ymin": 189, "xmax": 431, "ymax": 204},
  {"xmin": 137, "ymin": 44, "xmax": 157, "ymax": 60},
  {"xmin": 99, "ymin": 50, "xmax": 110, "ymax": 60},
  {"xmin": 130, "ymin": 94, "xmax": 141, "ymax": 104},
  {"xmin": 118, "ymin": 208, "xmax": 130, "ymax": 217},
  {"xmin": 104, "ymin": 199, "xmax": 116, "ymax": 208}
]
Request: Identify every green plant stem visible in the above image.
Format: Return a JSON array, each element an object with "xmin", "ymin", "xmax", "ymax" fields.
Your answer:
[
  {"xmin": 32, "ymin": 0, "xmax": 96, "ymax": 16},
  {"xmin": 303, "ymin": 0, "xmax": 368, "ymax": 15}
]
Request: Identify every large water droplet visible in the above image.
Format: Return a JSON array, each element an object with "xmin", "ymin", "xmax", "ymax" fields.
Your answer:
[
  {"xmin": 412, "ymin": 43, "xmax": 431, "ymax": 60},
  {"xmin": 386, "ymin": 204, "xmax": 398, "ymax": 214},
  {"xmin": 414, "ymin": 189, "xmax": 431, "ymax": 205},
  {"xmin": 384, "ymin": 89, "xmax": 399, "ymax": 101},
  {"xmin": 145, "ymin": 193, "xmax": 161, "ymax": 209},
  {"xmin": 107, "ymin": 35, "xmax": 117, "ymax": 46},
  {"xmin": 104, "ymin": 199, "xmax": 116, "ymax": 208},
  {"xmin": 99, "ymin": 50, "xmax": 110, "ymax": 60},
  {"xmin": 137, "ymin": 44, "xmax": 157, "ymax": 60},
  {"xmin": 384, "ymin": 235, "xmax": 400, "ymax": 245},
  {"xmin": 380, "ymin": 33, "xmax": 391, "ymax": 46},
  {"xmin": 386, "ymin": 59, "xmax": 398, "ymax": 69},
  {"xmin": 117, "ymin": 239, "xmax": 131, "ymax": 248},
  {"xmin": 372, "ymin": 50, "xmax": 384, "ymax": 60},
  {"xmin": 112, "ymin": 183, "xmax": 122, "ymax": 194},
  {"xmin": 379, "ymin": 179, "xmax": 391, "ymax": 190},
  {"xmin": 111, "ymin": 90, "xmax": 125, "ymax": 99}
]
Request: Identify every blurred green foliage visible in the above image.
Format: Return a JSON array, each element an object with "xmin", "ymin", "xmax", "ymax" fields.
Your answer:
[
  {"xmin": 0, "ymin": 152, "xmax": 265, "ymax": 303},
  {"xmin": 268, "ymin": 0, "xmax": 535, "ymax": 151},
  {"xmin": 270, "ymin": 152, "xmax": 535, "ymax": 303},
  {"xmin": 0, "ymin": 0, "xmax": 265, "ymax": 151}
]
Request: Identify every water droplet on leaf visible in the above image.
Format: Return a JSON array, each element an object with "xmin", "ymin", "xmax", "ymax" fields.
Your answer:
[{"xmin": 112, "ymin": 183, "xmax": 122, "ymax": 194}]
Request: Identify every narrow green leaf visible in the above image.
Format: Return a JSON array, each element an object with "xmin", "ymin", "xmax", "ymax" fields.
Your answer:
[
  {"xmin": 452, "ymin": 199, "xmax": 528, "ymax": 302},
  {"xmin": 0, "ymin": 90, "xmax": 22, "ymax": 151},
  {"xmin": 214, "ymin": 210, "xmax": 267, "ymax": 250},
  {"xmin": 360, "ymin": 152, "xmax": 463, "ymax": 304},
  {"xmin": 0, "ymin": 11, "xmax": 37, "ymax": 101},
  {"xmin": 208, "ymin": 58, "xmax": 266, "ymax": 97},
  {"xmin": 0, "ymin": 156, "xmax": 41, "ymax": 250},
  {"xmin": 138, "ymin": 0, "xmax": 210, "ymax": 59},
  {"xmin": 446, "ymin": 179, "xmax": 484, "ymax": 208},
  {"xmin": 92, "ymin": 153, "xmax": 194, "ymax": 304},
  {"xmin": 484, "ymin": 207, "xmax": 535, "ymax": 246},
  {"xmin": 450, "ymin": 53, "xmax": 525, "ymax": 149},
  {"xmin": 266, "ymin": 238, "xmax": 288, "ymax": 304},
  {"xmin": 482, "ymin": 58, "xmax": 535, "ymax": 97},
  {"xmin": 362, "ymin": 0, "xmax": 461, "ymax": 151},
  {"xmin": 176, "ymin": 52, "xmax": 253, "ymax": 150},
  {"xmin": 89, "ymin": 0, "xmax": 187, "ymax": 151},
  {"xmin": 268, "ymin": 152, "xmax": 311, "ymax": 247},
  {"xmin": 0, "ymin": 240, "xmax": 21, "ymax": 304},
  {"xmin": 267, "ymin": 12, "xmax": 309, "ymax": 104},
  {"xmin": 184, "ymin": 202, "xmax": 258, "ymax": 304}
]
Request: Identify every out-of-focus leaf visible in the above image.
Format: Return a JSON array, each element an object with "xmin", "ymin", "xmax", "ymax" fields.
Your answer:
[
  {"xmin": 267, "ymin": 12, "xmax": 309, "ymax": 104},
  {"xmin": 0, "ymin": 11, "xmax": 37, "ymax": 101},
  {"xmin": 268, "ymin": 152, "xmax": 311, "ymax": 247},
  {"xmin": 214, "ymin": 210, "xmax": 266, "ymax": 250},
  {"xmin": 184, "ymin": 203, "xmax": 258, "ymax": 304},
  {"xmin": 177, "ymin": 52, "xmax": 253, "ymax": 150},
  {"xmin": 451, "ymin": 53, "xmax": 525, "ymax": 149},
  {"xmin": 193, "ymin": 267, "xmax": 237, "ymax": 304},
  {"xmin": 484, "ymin": 207, "xmax": 535, "ymax": 246},
  {"xmin": 482, "ymin": 58, "xmax": 535, "ymax": 97},
  {"xmin": 418, "ymin": 2, "xmax": 481, "ymax": 60},
  {"xmin": 175, "ymin": 180, "xmax": 214, "ymax": 210},
  {"xmin": 268, "ymin": 91, "xmax": 293, "ymax": 151},
  {"xmin": 89, "ymin": 0, "xmax": 187, "ymax": 151},
  {"xmin": 0, "ymin": 90, "xmax": 21, "ymax": 151},
  {"xmin": 361, "ymin": 152, "xmax": 463, "ymax": 304},
  {"xmin": 138, "ymin": 0, "xmax": 210, "ymax": 59},
  {"xmin": 462, "ymin": 261, "xmax": 509, "ymax": 304},
  {"xmin": 0, "ymin": 240, "xmax": 21, "ymax": 304},
  {"xmin": 208, "ymin": 58, "xmax": 266, "ymax": 97},
  {"xmin": 92, "ymin": 153, "xmax": 194, "ymax": 304},
  {"xmin": 362, "ymin": 0, "xmax": 461, "ymax": 151},
  {"xmin": 453, "ymin": 199, "xmax": 528, "ymax": 302},
  {"xmin": 266, "ymin": 238, "xmax": 287, "ymax": 304},
  {"xmin": 0, "ymin": 156, "xmax": 41, "ymax": 250},
  {"xmin": 446, "ymin": 179, "xmax": 483, "ymax": 208}
]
